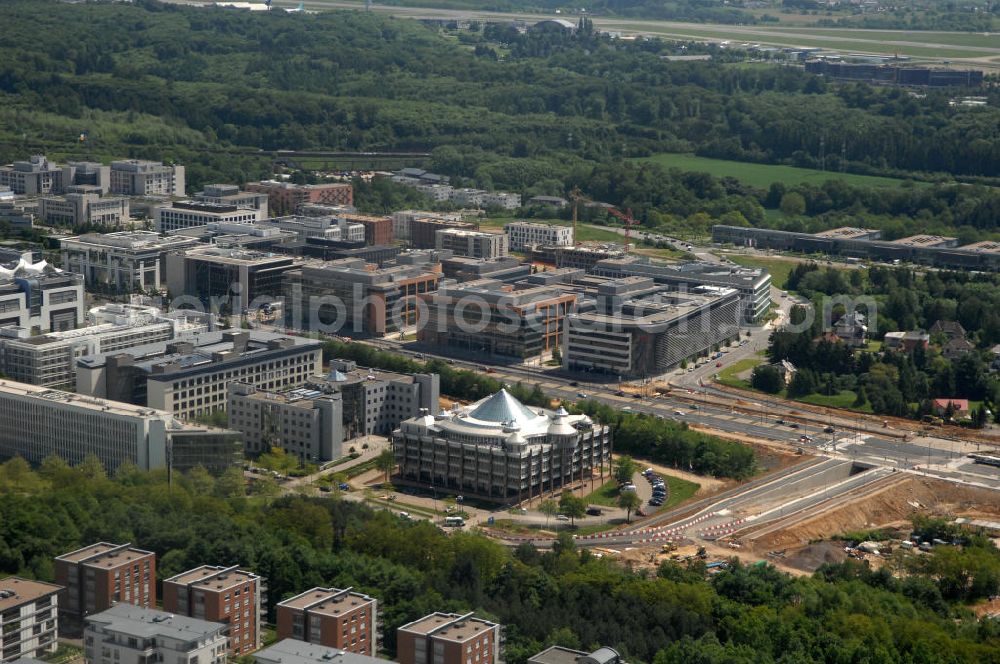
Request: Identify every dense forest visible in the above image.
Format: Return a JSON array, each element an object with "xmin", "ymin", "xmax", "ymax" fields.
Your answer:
[
  {"xmin": 2, "ymin": 1, "xmax": 1000, "ymax": 238},
  {"xmin": 1, "ymin": 459, "xmax": 999, "ymax": 664}
]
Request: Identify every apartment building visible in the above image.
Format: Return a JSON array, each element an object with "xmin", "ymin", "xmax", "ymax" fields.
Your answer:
[
  {"xmin": 394, "ymin": 390, "xmax": 610, "ymax": 502},
  {"xmin": 563, "ymin": 278, "xmax": 741, "ymax": 377},
  {"xmin": 227, "ymin": 383, "xmax": 344, "ymax": 463},
  {"xmin": 410, "ymin": 219, "xmax": 479, "ymax": 250},
  {"xmin": 0, "ymin": 381, "xmax": 243, "ymax": 473},
  {"xmin": 75, "ymin": 330, "xmax": 322, "ymax": 420},
  {"xmin": 0, "ymin": 257, "xmax": 85, "ymax": 333},
  {"xmin": 283, "ymin": 259, "xmax": 441, "ymax": 336},
  {"xmin": 60, "ymin": 231, "xmax": 201, "ymax": 292},
  {"xmin": 397, "ymin": 613, "xmax": 500, "ymax": 664},
  {"xmin": 38, "ymin": 187, "xmax": 130, "ymax": 227},
  {"xmin": 255, "ymin": 640, "xmax": 396, "ymax": 664},
  {"xmin": 339, "ymin": 214, "xmax": 393, "ymax": 246},
  {"xmin": 109, "ymin": 160, "xmax": 185, "ymax": 197},
  {"xmin": 435, "ymin": 229, "xmax": 507, "ymax": 260},
  {"xmin": 245, "ymin": 181, "xmax": 353, "ymax": 216},
  {"xmin": 526, "ymin": 244, "xmax": 625, "ymax": 271},
  {"xmin": 195, "ymin": 184, "xmax": 269, "ymax": 215},
  {"xmin": 418, "ymin": 280, "xmax": 575, "ymax": 359},
  {"xmin": 163, "ymin": 566, "xmax": 264, "ymax": 656},
  {"xmin": 83, "ymin": 606, "xmax": 227, "ymax": 664},
  {"xmin": 0, "ymin": 577, "xmax": 61, "ymax": 662},
  {"xmin": 55, "ymin": 543, "xmax": 155, "ymax": 619},
  {"xmin": 154, "ymin": 201, "xmax": 265, "ymax": 233},
  {"xmin": 165, "ymin": 246, "xmax": 300, "ymax": 310},
  {"xmin": 276, "ymin": 588, "xmax": 377, "ymax": 655},
  {"xmin": 503, "ymin": 222, "xmax": 573, "ymax": 252},
  {"xmin": 527, "ymin": 647, "xmax": 622, "ymax": 664},
  {"xmin": 0, "ymin": 303, "xmax": 208, "ymax": 387},
  {"xmin": 592, "ymin": 256, "xmax": 772, "ymax": 324}
]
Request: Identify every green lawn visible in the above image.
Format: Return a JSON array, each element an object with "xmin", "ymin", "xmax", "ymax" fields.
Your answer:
[
  {"xmin": 798, "ymin": 390, "xmax": 869, "ymax": 411},
  {"xmin": 660, "ymin": 475, "xmax": 700, "ymax": 511},
  {"xmin": 716, "ymin": 357, "xmax": 763, "ymax": 389},
  {"xmin": 584, "ymin": 480, "xmax": 623, "ymax": 507},
  {"xmin": 637, "ymin": 153, "xmax": 927, "ymax": 190}
]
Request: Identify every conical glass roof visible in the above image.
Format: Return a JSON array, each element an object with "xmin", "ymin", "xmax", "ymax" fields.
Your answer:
[
  {"xmin": 468, "ymin": 389, "xmax": 540, "ymax": 427},
  {"xmin": 326, "ymin": 369, "xmax": 348, "ymax": 382}
]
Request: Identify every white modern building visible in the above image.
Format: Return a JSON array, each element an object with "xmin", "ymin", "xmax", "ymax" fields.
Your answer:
[
  {"xmin": 0, "ymin": 577, "xmax": 60, "ymax": 663},
  {"xmin": 60, "ymin": 230, "xmax": 202, "ymax": 293},
  {"xmin": 195, "ymin": 184, "xmax": 269, "ymax": 215},
  {"xmin": 109, "ymin": 160, "xmax": 185, "ymax": 197},
  {"xmin": 84, "ymin": 606, "xmax": 228, "ymax": 664},
  {"xmin": 0, "ymin": 304, "xmax": 210, "ymax": 388},
  {"xmin": 255, "ymin": 640, "xmax": 394, "ymax": 664},
  {"xmin": 393, "ymin": 389, "xmax": 611, "ymax": 503},
  {"xmin": 504, "ymin": 222, "xmax": 574, "ymax": 252},
  {"xmin": 435, "ymin": 228, "xmax": 508, "ymax": 260},
  {"xmin": 0, "ymin": 379, "xmax": 243, "ymax": 474},
  {"xmin": 154, "ymin": 201, "xmax": 266, "ymax": 233},
  {"xmin": 0, "ymin": 256, "xmax": 85, "ymax": 333}
]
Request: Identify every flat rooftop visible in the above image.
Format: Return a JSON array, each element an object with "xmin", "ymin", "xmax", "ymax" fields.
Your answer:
[
  {"xmin": 399, "ymin": 613, "xmax": 496, "ymax": 642},
  {"xmin": 529, "ymin": 647, "xmax": 590, "ymax": 664},
  {"xmin": 890, "ymin": 234, "xmax": 957, "ymax": 247},
  {"xmin": 0, "ymin": 577, "xmax": 62, "ymax": 612},
  {"xmin": 958, "ymin": 240, "xmax": 1000, "ymax": 254},
  {"xmin": 56, "ymin": 542, "xmax": 153, "ymax": 568},
  {"xmin": 164, "ymin": 565, "xmax": 258, "ymax": 592},
  {"xmin": 0, "ymin": 382, "xmax": 174, "ymax": 420},
  {"xmin": 278, "ymin": 588, "xmax": 374, "ymax": 616},
  {"xmin": 255, "ymin": 639, "xmax": 394, "ymax": 664},
  {"xmin": 87, "ymin": 605, "xmax": 225, "ymax": 641},
  {"xmin": 813, "ymin": 227, "xmax": 879, "ymax": 240}
]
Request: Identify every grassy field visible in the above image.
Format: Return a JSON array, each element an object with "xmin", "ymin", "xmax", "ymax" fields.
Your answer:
[
  {"xmin": 638, "ymin": 153, "xmax": 925, "ymax": 190},
  {"xmin": 585, "ymin": 474, "xmax": 699, "ymax": 511},
  {"xmin": 716, "ymin": 357, "xmax": 762, "ymax": 389},
  {"xmin": 727, "ymin": 255, "xmax": 797, "ymax": 290}
]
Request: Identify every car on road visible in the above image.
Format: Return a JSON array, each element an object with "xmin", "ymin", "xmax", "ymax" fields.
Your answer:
[
  {"xmin": 399, "ymin": 511, "xmax": 411, "ymax": 520},
  {"xmin": 577, "ymin": 392, "xmax": 588, "ymax": 399},
  {"xmin": 716, "ymin": 361, "xmax": 723, "ymax": 367},
  {"xmin": 338, "ymin": 483, "xmax": 350, "ymax": 491},
  {"xmin": 570, "ymin": 381, "xmax": 579, "ymax": 387},
  {"xmin": 776, "ymin": 418, "xmax": 785, "ymax": 425},
  {"xmin": 789, "ymin": 422, "xmax": 800, "ymax": 429},
  {"xmin": 555, "ymin": 514, "xmax": 570, "ymax": 521},
  {"xmin": 632, "ymin": 392, "xmax": 642, "ymax": 399},
  {"xmin": 674, "ymin": 410, "xmax": 685, "ymax": 416},
  {"xmin": 616, "ymin": 390, "xmax": 626, "ymax": 397},
  {"xmin": 622, "ymin": 406, "xmax": 633, "ymax": 412},
  {"xmin": 799, "ymin": 435, "xmax": 813, "ymax": 442},
  {"xmin": 824, "ymin": 426, "xmax": 835, "ymax": 433}
]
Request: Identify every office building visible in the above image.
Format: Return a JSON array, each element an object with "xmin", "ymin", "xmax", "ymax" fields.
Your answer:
[
  {"xmin": 392, "ymin": 211, "xmax": 465, "ymax": 242},
  {"xmin": 269, "ymin": 216, "xmax": 366, "ymax": 244},
  {"xmin": 227, "ymin": 383, "xmax": 343, "ymax": 463},
  {"xmin": 397, "ymin": 613, "xmax": 500, "ymax": 664},
  {"xmin": 440, "ymin": 256, "xmax": 531, "ymax": 284},
  {"xmin": 504, "ymin": 222, "xmax": 573, "ymax": 252},
  {"xmin": 526, "ymin": 244, "xmax": 625, "ymax": 271},
  {"xmin": 75, "ymin": 330, "xmax": 322, "ymax": 420},
  {"xmin": 0, "ymin": 380, "xmax": 243, "ymax": 473},
  {"xmin": 284, "ymin": 259, "xmax": 440, "ymax": 337},
  {"xmin": 0, "ymin": 304, "xmax": 209, "ymax": 388},
  {"xmin": 890, "ymin": 234, "xmax": 958, "ymax": 249},
  {"xmin": 245, "ymin": 181, "xmax": 353, "ymax": 216},
  {"xmin": 60, "ymin": 231, "xmax": 201, "ymax": 293},
  {"xmin": 255, "ymin": 641, "xmax": 396, "ymax": 664},
  {"xmin": 163, "ymin": 566, "xmax": 264, "ymax": 656},
  {"xmin": 38, "ymin": 187, "xmax": 131, "ymax": 227},
  {"xmin": 0, "ymin": 577, "xmax": 60, "ymax": 662},
  {"xmin": 813, "ymin": 227, "xmax": 881, "ymax": 241},
  {"xmin": 712, "ymin": 224, "xmax": 1000, "ymax": 272},
  {"xmin": 195, "ymin": 184, "xmax": 269, "ymax": 215},
  {"xmin": 338, "ymin": 214, "xmax": 392, "ymax": 246},
  {"xmin": 65, "ymin": 162, "xmax": 111, "ymax": 194},
  {"xmin": 165, "ymin": 246, "xmax": 300, "ymax": 310},
  {"xmin": 0, "ymin": 156, "xmax": 68, "ymax": 196},
  {"xmin": 0, "ymin": 257, "xmax": 85, "ymax": 333},
  {"xmin": 109, "ymin": 160, "xmax": 185, "ymax": 197},
  {"xmin": 55, "ymin": 543, "xmax": 156, "ymax": 619},
  {"xmin": 83, "ymin": 606, "xmax": 227, "ymax": 664},
  {"xmin": 418, "ymin": 280, "xmax": 575, "ymax": 359},
  {"xmin": 435, "ymin": 229, "xmax": 507, "ymax": 260},
  {"xmin": 528, "ymin": 647, "xmax": 622, "ymax": 664},
  {"xmin": 409, "ymin": 218, "xmax": 479, "ymax": 250},
  {"xmin": 592, "ymin": 256, "xmax": 771, "ymax": 324},
  {"xmin": 563, "ymin": 277, "xmax": 741, "ymax": 377},
  {"xmin": 154, "ymin": 201, "xmax": 266, "ymax": 233},
  {"xmin": 394, "ymin": 389, "xmax": 611, "ymax": 502},
  {"xmin": 525, "ymin": 196, "xmax": 568, "ymax": 208},
  {"xmin": 276, "ymin": 588, "xmax": 377, "ymax": 655},
  {"xmin": 301, "ymin": 242, "xmax": 401, "ymax": 267}
]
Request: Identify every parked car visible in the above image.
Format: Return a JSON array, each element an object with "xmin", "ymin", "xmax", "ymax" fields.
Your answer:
[
  {"xmin": 338, "ymin": 483, "xmax": 350, "ymax": 491},
  {"xmin": 555, "ymin": 514, "xmax": 570, "ymax": 521},
  {"xmin": 824, "ymin": 426, "xmax": 835, "ymax": 433},
  {"xmin": 577, "ymin": 392, "xmax": 588, "ymax": 399}
]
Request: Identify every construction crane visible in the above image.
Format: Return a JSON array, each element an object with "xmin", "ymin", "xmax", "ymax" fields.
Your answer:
[
  {"xmin": 607, "ymin": 206, "xmax": 638, "ymax": 253},
  {"xmin": 569, "ymin": 187, "xmax": 583, "ymax": 247}
]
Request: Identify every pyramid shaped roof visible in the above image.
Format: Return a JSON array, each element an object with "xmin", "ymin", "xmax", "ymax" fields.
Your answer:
[{"xmin": 468, "ymin": 389, "xmax": 540, "ymax": 427}]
